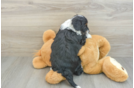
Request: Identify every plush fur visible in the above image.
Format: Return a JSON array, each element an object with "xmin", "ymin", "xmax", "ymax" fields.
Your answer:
[
  {"xmin": 45, "ymin": 69, "xmax": 66, "ymax": 84},
  {"xmin": 33, "ymin": 30, "xmax": 128, "ymax": 85},
  {"xmin": 45, "ymin": 34, "xmax": 128, "ymax": 83},
  {"xmin": 33, "ymin": 30, "xmax": 56, "ymax": 68},
  {"xmin": 50, "ymin": 15, "xmax": 90, "ymax": 88},
  {"xmin": 78, "ymin": 35, "xmax": 128, "ymax": 82},
  {"xmin": 103, "ymin": 57, "xmax": 128, "ymax": 82},
  {"xmin": 80, "ymin": 35, "xmax": 111, "ymax": 74}
]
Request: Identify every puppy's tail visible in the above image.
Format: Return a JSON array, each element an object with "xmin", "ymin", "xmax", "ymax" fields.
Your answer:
[
  {"xmin": 62, "ymin": 69, "xmax": 81, "ymax": 88},
  {"xmin": 43, "ymin": 30, "xmax": 56, "ymax": 43}
]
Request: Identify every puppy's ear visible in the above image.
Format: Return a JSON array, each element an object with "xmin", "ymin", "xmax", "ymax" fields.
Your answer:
[{"xmin": 72, "ymin": 19, "xmax": 81, "ymax": 31}]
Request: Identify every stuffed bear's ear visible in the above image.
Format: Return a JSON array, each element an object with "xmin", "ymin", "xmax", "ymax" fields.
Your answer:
[
  {"xmin": 72, "ymin": 19, "xmax": 81, "ymax": 31},
  {"xmin": 43, "ymin": 30, "xmax": 56, "ymax": 43},
  {"xmin": 77, "ymin": 46, "xmax": 85, "ymax": 56}
]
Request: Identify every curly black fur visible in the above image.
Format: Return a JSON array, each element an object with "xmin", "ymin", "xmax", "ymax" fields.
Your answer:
[{"xmin": 50, "ymin": 15, "xmax": 89, "ymax": 88}]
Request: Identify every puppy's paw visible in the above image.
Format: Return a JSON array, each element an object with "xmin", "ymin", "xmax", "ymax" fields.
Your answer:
[{"xmin": 75, "ymin": 86, "xmax": 81, "ymax": 88}]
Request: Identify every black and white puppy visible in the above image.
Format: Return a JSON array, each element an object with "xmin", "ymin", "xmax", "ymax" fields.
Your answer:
[{"xmin": 50, "ymin": 15, "xmax": 91, "ymax": 88}]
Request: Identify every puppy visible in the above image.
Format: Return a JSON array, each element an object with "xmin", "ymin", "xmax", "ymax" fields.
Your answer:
[{"xmin": 50, "ymin": 15, "xmax": 91, "ymax": 88}]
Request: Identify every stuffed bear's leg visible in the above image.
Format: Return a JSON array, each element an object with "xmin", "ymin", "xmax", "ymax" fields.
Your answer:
[
  {"xmin": 102, "ymin": 56, "xmax": 128, "ymax": 82},
  {"xmin": 45, "ymin": 70, "xmax": 65, "ymax": 84},
  {"xmin": 32, "ymin": 56, "xmax": 47, "ymax": 69}
]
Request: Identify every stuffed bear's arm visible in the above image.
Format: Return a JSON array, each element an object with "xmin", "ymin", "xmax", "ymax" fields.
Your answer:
[{"xmin": 77, "ymin": 46, "xmax": 86, "ymax": 56}]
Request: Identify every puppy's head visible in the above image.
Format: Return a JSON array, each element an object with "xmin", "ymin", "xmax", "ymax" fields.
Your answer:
[
  {"xmin": 72, "ymin": 15, "xmax": 91, "ymax": 45},
  {"xmin": 72, "ymin": 15, "xmax": 89, "ymax": 34},
  {"xmin": 60, "ymin": 15, "xmax": 91, "ymax": 45}
]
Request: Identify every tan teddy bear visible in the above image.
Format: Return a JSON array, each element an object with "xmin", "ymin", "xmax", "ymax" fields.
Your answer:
[{"xmin": 32, "ymin": 30, "xmax": 128, "ymax": 85}]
